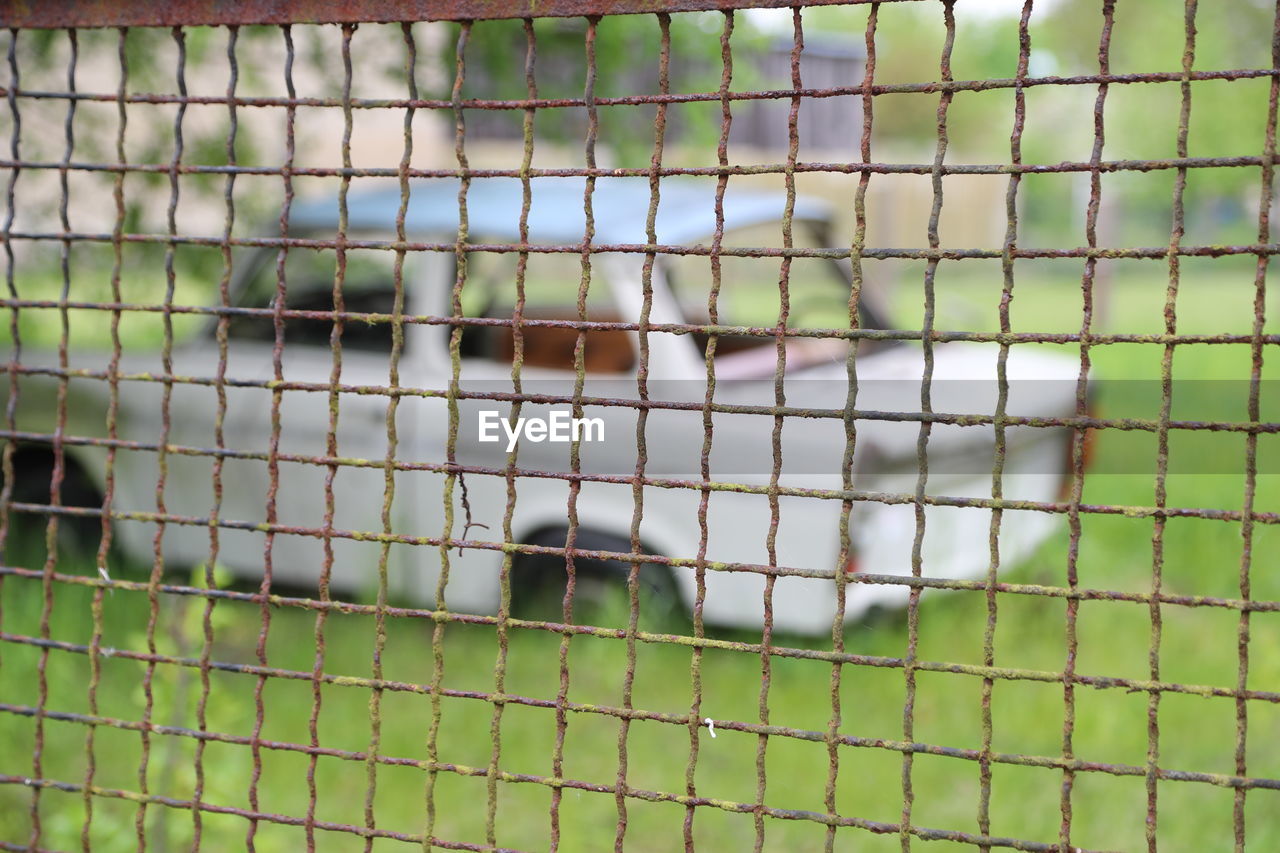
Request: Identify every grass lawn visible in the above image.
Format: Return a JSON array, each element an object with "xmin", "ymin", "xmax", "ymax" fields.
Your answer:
[{"xmin": 3, "ymin": 257, "xmax": 1280, "ymax": 850}]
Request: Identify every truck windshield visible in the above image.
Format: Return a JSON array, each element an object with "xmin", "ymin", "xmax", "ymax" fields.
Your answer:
[
  {"xmin": 226, "ymin": 246, "xmax": 403, "ymax": 357},
  {"xmin": 454, "ymin": 249, "xmax": 635, "ymax": 373},
  {"xmin": 661, "ymin": 220, "xmax": 886, "ymax": 361}
]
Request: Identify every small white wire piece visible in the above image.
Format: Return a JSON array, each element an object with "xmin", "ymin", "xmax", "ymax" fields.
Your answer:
[
  {"xmin": 96, "ymin": 563, "xmax": 114, "ymax": 596},
  {"xmin": 98, "ymin": 565, "xmax": 115, "ymax": 595},
  {"xmin": 704, "ymin": 717, "xmax": 716, "ymax": 738}
]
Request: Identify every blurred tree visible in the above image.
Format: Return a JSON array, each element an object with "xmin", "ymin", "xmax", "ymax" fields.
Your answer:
[
  {"xmin": 803, "ymin": 0, "xmax": 1275, "ymax": 245},
  {"xmin": 457, "ymin": 14, "xmax": 766, "ymax": 165},
  {"xmin": 5, "ymin": 4, "xmax": 1271, "ymax": 261},
  {"xmin": 2, "ymin": 16, "xmax": 764, "ymax": 347}
]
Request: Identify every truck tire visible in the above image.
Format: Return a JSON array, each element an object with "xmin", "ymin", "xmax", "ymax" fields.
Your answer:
[
  {"xmin": 2, "ymin": 446, "xmax": 103, "ymax": 567},
  {"xmin": 509, "ymin": 528, "xmax": 685, "ymax": 633}
]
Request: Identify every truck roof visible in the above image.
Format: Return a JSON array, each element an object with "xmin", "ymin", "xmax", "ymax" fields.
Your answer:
[{"xmin": 288, "ymin": 176, "xmax": 833, "ymax": 246}]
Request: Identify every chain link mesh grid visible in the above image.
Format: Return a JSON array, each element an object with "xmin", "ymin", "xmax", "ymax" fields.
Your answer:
[{"xmin": 0, "ymin": 1, "xmax": 1278, "ymax": 850}]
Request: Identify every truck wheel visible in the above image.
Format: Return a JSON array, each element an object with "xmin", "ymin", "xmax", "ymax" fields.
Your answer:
[
  {"xmin": 510, "ymin": 528, "xmax": 685, "ymax": 633},
  {"xmin": 2, "ymin": 447, "xmax": 103, "ymax": 568}
]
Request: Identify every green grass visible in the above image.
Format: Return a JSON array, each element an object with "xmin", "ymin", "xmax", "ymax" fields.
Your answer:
[{"xmin": 4, "ymin": 260, "xmax": 1280, "ymax": 850}]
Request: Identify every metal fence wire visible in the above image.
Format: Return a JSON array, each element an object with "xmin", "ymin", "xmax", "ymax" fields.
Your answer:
[{"xmin": 1, "ymin": 0, "xmax": 1279, "ymax": 850}]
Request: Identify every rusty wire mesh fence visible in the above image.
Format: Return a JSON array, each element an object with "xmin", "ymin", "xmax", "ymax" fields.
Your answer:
[{"xmin": 2, "ymin": 0, "xmax": 1280, "ymax": 850}]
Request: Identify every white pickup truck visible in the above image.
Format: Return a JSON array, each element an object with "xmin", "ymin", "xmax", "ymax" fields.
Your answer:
[{"xmin": 5, "ymin": 177, "xmax": 1084, "ymax": 634}]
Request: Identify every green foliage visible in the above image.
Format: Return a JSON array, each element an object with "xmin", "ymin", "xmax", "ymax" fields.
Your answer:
[
  {"xmin": 4, "ymin": 397, "xmax": 1279, "ymax": 850},
  {"xmin": 451, "ymin": 14, "xmax": 766, "ymax": 164},
  {"xmin": 803, "ymin": 1, "xmax": 1274, "ymax": 245},
  {"xmin": 3, "ymin": 11, "xmax": 1279, "ymax": 846},
  {"xmin": 1039, "ymin": 0, "xmax": 1274, "ymax": 198}
]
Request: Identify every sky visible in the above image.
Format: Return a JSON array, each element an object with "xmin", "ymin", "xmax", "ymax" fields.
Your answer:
[
  {"xmin": 744, "ymin": 0, "xmax": 1065, "ymax": 32},
  {"xmin": 957, "ymin": 0, "xmax": 1064, "ymax": 17}
]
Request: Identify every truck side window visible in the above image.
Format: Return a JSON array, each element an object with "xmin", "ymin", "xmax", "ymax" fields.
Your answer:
[
  {"xmin": 662, "ymin": 222, "xmax": 853, "ymax": 360},
  {"xmin": 456, "ymin": 251, "xmax": 635, "ymax": 374},
  {"xmin": 227, "ymin": 247, "xmax": 403, "ymax": 357}
]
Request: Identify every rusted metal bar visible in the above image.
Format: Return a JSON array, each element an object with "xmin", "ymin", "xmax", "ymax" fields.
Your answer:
[
  {"xmin": 12, "ymin": 227, "xmax": 1280, "ymax": 260},
  {"xmin": 2, "ymin": 154, "xmax": 1277, "ymax": 179},
  {"xmin": 1, "ymin": 3, "xmax": 1277, "ymax": 851},
  {"xmin": 25, "ymin": 25, "xmax": 77, "ymax": 851},
  {"xmin": 7, "ymin": 561, "xmax": 1280, "ymax": 629},
  {"xmin": 5, "ymin": 66, "xmax": 1279, "ymax": 110},
  {"xmin": 0, "ymin": 0, "xmax": 916, "ymax": 29},
  {"xmin": 759, "ymin": 8, "xmax": 793, "ymax": 848},
  {"xmin": 1061, "ymin": 5, "xmax": 1116, "ymax": 842},
  {"xmin": 0, "ymin": 767, "xmax": 1122, "ymax": 853},
  {"xmin": 8, "ymin": 625, "xmax": 1280, "ymax": 723},
  {"xmin": 1236, "ymin": 3, "xmax": 1280, "ymax": 847},
  {"xmin": 900, "ymin": 4, "xmax": 956, "ymax": 845},
  {"xmin": 979, "ymin": 3, "xmax": 1033, "ymax": 845},
  {"xmin": 5, "ymin": 700, "xmax": 1280, "ymax": 811}
]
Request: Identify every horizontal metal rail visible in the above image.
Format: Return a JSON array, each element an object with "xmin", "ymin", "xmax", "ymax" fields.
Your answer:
[{"xmin": 1, "ymin": 0, "xmax": 907, "ymax": 29}]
